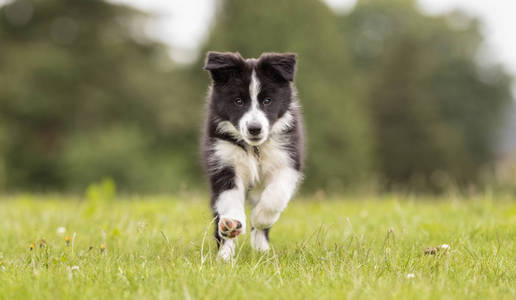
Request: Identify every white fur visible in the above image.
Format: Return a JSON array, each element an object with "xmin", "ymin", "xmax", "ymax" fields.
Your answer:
[
  {"xmin": 239, "ymin": 70, "xmax": 269, "ymax": 146},
  {"xmin": 251, "ymin": 167, "xmax": 300, "ymax": 229},
  {"xmin": 218, "ymin": 239, "xmax": 235, "ymax": 261},
  {"xmin": 251, "ymin": 229, "xmax": 270, "ymax": 252},
  {"xmin": 211, "ymin": 139, "xmax": 260, "ymax": 187},
  {"xmin": 270, "ymin": 111, "xmax": 294, "ymax": 135},
  {"xmin": 216, "ymin": 120, "xmax": 242, "ymax": 141},
  {"xmin": 250, "ymin": 70, "xmax": 261, "ymax": 105},
  {"xmin": 214, "ymin": 188, "xmax": 247, "ymax": 236}
]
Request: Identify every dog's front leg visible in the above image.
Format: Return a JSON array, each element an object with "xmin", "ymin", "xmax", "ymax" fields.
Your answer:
[
  {"xmin": 250, "ymin": 167, "xmax": 300, "ymax": 251},
  {"xmin": 211, "ymin": 168, "xmax": 247, "ymax": 261}
]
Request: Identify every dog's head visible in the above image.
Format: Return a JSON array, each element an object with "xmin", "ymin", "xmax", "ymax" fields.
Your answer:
[{"xmin": 204, "ymin": 52, "xmax": 297, "ymax": 146}]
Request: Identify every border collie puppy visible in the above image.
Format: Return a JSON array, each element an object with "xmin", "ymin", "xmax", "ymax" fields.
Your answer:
[{"xmin": 202, "ymin": 52, "xmax": 304, "ymax": 261}]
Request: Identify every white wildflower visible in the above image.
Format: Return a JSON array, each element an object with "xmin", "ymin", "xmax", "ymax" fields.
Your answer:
[
  {"xmin": 407, "ymin": 273, "xmax": 416, "ymax": 279},
  {"xmin": 71, "ymin": 266, "xmax": 79, "ymax": 271},
  {"xmin": 57, "ymin": 227, "xmax": 66, "ymax": 234},
  {"xmin": 440, "ymin": 244, "xmax": 450, "ymax": 250}
]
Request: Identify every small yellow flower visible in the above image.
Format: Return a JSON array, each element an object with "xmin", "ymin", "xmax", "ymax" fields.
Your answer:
[
  {"xmin": 29, "ymin": 243, "xmax": 35, "ymax": 251},
  {"xmin": 65, "ymin": 236, "xmax": 71, "ymax": 246},
  {"xmin": 100, "ymin": 243, "xmax": 106, "ymax": 252}
]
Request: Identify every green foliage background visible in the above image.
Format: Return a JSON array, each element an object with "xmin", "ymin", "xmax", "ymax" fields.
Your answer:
[{"xmin": 0, "ymin": 0, "xmax": 513, "ymax": 193}]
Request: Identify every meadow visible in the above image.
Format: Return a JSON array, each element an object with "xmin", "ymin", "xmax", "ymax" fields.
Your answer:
[{"xmin": 0, "ymin": 193, "xmax": 515, "ymax": 299}]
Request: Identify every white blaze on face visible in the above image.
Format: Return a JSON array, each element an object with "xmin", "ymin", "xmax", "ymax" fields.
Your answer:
[
  {"xmin": 249, "ymin": 69, "xmax": 261, "ymax": 105},
  {"xmin": 239, "ymin": 69, "xmax": 270, "ymax": 146}
]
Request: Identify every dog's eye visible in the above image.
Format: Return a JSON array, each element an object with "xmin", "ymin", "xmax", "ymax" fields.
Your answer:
[
  {"xmin": 263, "ymin": 98, "xmax": 272, "ymax": 105},
  {"xmin": 234, "ymin": 98, "xmax": 243, "ymax": 106}
]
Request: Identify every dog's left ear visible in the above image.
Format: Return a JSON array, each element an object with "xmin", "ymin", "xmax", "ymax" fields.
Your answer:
[{"xmin": 258, "ymin": 53, "xmax": 297, "ymax": 82}]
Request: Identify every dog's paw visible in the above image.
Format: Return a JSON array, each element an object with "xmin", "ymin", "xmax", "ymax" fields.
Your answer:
[
  {"xmin": 217, "ymin": 239, "xmax": 235, "ymax": 261},
  {"xmin": 251, "ymin": 228, "xmax": 270, "ymax": 252},
  {"xmin": 218, "ymin": 217, "xmax": 244, "ymax": 239}
]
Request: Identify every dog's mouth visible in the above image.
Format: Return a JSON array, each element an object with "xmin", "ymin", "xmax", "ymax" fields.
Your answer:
[{"xmin": 243, "ymin": 135, "xmax": 267, "ymax": 146}]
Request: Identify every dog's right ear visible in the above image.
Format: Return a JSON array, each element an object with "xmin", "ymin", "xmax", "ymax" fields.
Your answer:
[{"xmin": 204, "ymin": 51, "xmax": 244, "ymax": 84}]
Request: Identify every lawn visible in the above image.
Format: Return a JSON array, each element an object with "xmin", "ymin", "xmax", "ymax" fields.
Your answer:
[{"xmin": 0, "ymin": 193, "xmax": 515, "ymax": 299}]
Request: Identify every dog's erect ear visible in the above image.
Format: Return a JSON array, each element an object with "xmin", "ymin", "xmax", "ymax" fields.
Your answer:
[
  {"xmin": 204, "ymin": 51, "xmax": 244, "ymax": 84},
  {"xmin": 258, "ymin": 53, "xmax": 297, "ymax": 82}
]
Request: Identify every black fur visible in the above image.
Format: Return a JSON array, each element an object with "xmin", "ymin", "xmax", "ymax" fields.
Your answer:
[{"xmin": 263, "ymin": 228, "xmax": 270, "ymax": 242}]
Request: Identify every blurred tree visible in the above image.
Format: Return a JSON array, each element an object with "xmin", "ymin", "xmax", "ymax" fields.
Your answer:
[
  {"xmin": 0, "ymin": 0, "xmax": 200, "ymax": 192},
  {"xmin": 195, "ymin": 0, "xmax": 376, "ymax": 191},
  {"xmin": 340, "ymin": 0, "xmax": 513, "ymax": 191},
  {"xmin": 0, "ymin": 0, "xmax": 512, "ymax": 194}
]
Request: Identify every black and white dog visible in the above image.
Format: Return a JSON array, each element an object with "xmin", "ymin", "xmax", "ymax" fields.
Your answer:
[{"xmin": 202, "ymin": 52, "xmax": 304, "ymax": 260}]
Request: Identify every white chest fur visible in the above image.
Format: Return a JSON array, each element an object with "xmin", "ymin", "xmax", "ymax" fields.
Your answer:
[{"xmin": 211, "ymin": 136, "xmax": 293, "ymax": 189}]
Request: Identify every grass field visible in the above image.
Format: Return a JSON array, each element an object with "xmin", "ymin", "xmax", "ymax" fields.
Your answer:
[{"xmin": 0, "ymin": 193, "xmax": 515, "ymax": 299}]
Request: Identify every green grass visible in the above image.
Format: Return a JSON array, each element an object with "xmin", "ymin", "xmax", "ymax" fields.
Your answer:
[{"xmin": 0, "ymin": 194, "xmax": 515, "ymax": 299}]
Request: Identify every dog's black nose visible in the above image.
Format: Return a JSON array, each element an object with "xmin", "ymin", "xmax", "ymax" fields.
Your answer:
[{"xmin": 248, "ymin": 124, "xmax": 262, "ymax": 136}]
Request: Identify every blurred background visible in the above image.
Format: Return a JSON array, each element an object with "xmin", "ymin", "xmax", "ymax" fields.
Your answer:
[{"xmin": 0, "ymin": 0, "xmax": 515, "ymax": 195}]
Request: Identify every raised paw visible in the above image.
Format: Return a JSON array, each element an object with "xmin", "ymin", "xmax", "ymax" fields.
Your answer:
[{"xmin": 219, "ymin": 217, "xmax": 243, "ymax": 239}]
